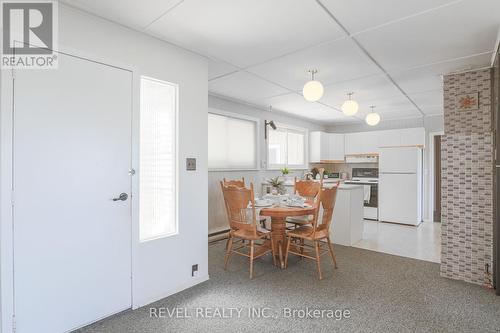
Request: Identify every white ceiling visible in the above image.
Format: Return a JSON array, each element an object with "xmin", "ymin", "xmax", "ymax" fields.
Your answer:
[{"xmin": 64, "ymin": 0, "xmax": 500, "ymax": 125}]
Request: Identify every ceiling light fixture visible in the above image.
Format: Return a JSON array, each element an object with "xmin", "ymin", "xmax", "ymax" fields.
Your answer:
[
  {"xmin": 341, "ymin": 92, "xmax": 359, "ymax": 116},
  {"xmin": 302, "ymin": 69, "xmax": 324, "ymax": 102},
  {"xmin": 365, "ymin": 106, "xmax": 381, "ymax": 126}
]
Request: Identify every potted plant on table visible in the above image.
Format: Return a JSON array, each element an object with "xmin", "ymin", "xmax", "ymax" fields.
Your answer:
[{"xmin": 267, "ymin": 176, "xmax": 285, "ymax": 195}]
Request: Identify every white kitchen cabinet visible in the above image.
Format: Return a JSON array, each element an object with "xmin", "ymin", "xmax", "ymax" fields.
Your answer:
[
  {"xmin": 377, "ymin": 128, "xmax": 425, "ymax": 148},
  {"xmin": 378, "ymin": 129, "xmax": 402, "ymax": 147},
  {"xmin": 400, "ymin": 127, "xmax": 425, "ymax": 146},
  {"xmin": 330, "ymin": 184, "xmax": 364, "ymax": 246},
  {"xmin": 345, "ymin": 131, "xmax": 379, "ymax": 155},
  {"xmin": 309, "ymin": 131, "xmax": 344, "ymax": 162},
  {"xmin": 317, "ymin": 128, "xmax": 425, "ymax": 161},
  {"xmin": 328, "ymin": 133, "xmax": 345, "ymax": 161},
  {"xmin": 309, "ymin": 131, "xmax": 322, "ymax": 163}
]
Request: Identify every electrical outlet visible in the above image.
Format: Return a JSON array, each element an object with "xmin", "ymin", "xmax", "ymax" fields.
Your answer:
[
  {"xmin": 192, "ymin": 264, "xmax": 198, "ymax": 277},
  {"xmin": 186, "ymin": 158, "xmax": 196, "ymax": 171}
]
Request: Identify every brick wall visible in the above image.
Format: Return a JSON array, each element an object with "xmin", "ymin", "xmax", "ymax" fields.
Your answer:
[{"xmin": 441, "ymin": 68, "xmax": 494, "ymax": 285}]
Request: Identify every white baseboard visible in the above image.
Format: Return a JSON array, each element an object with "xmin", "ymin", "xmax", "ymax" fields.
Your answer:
[{"xmin": 133, "ymin": 274, "xmax": 210, "ymax": 309}]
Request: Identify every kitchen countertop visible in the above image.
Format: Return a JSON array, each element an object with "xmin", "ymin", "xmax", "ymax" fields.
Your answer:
[
  {"xmin": 337, "ymin": 184, "xmax": 363, "ymax": 190},
  {"xmin": 262, "ymin": 180, "xmax": 362, "ymax": 191}
]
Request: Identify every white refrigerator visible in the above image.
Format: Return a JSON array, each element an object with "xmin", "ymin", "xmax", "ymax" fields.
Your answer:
[{"xmin": 378, "ymin": 147, "xmax": 423, "ymax": 226}]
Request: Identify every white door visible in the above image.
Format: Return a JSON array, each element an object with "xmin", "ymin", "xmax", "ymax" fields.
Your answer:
[{"xmin": 13, "ymin": 52, "xmax": 132, "ymax": 333}]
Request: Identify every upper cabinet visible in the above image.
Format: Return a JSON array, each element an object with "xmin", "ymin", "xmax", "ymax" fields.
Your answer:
[
  {"xmin": 377, "ymin": 128, "xmax": 425, "ymax": 148},
  {"xmin": 400, "ymin": 128, "xmax": 425, "ymax": 147},
  {"xmin": 329, "ymin": 133, "xmax": 345, "ymax": 161},
  {"xmin": 309, "ymin": 131, "xmax": 322, "ymax": 163},
  {"xmin": 345, "ymin": 131, "xmax": 379, "ymax": 155},
  {"xmin": 377, "ymin": 129, "xmax": 401, "ymax": 148},
  {"xmin": 309, "ymin": 132, "xmax": 345, "ymax": 163},
  {"xmin": 311, "ymin": 128, "xmax": 425, "ymax": 162}
]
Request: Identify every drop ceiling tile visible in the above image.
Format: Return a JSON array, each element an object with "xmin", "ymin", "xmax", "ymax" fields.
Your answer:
[
  {"xmin": 320, "ymin": 74, "xmax": 404, "ymax": 109},
  {"xmin": 209, "ymin": 71, "xmax": 289, "ymax": 101},
  {"xmin": 355, "ymin": 0, "xmax": 500, "ymax": 71},
  {"xmin": 246, "ymin": 38, "xmax": 382, "ymax": 91},
  {"xmin": 408, "ymin": 90, "xmax": 443, "ymax": 109},
  {"xmin": 420, "ymin": 105, "xmax": 443, "ymax": 115},
  {"xmin": 320, "ymin": 0, "xmax": 458, "ymax": 34},
  {"xmin": 376, "ymin": 109, "xmax": 422, "ymax": 120},
  {"xmin": 208, "ymin": 59, "xmax": 239, "ymax": 80},
  {"xmin": 146, "ymin": 0, "xmax": 346, "ymax": 67},
  {"xmin": 62, "ymin": 0, "xmax": 182, "ymax": 29},
  {"xmin": 390, "ymin": 52, "xmax": 492, "ymax": 93},
  {"xmin": 354, "ymin": 95, "xmax": 419, "ymax": 118},
  {"xmin": 258, "ymin": 93, "xmax": 350, "ymax": 122},
  {"xmin": 391, "ymin": 70, "xmax": 443, "ymax": 94}
]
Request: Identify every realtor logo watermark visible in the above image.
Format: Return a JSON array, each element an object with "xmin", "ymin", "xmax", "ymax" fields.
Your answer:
[{"xmin": 1, "ymin": 0, "xmax": 58, "ymax": 69}]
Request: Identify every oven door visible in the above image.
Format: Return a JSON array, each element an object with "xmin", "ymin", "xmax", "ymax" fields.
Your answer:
[
  {"xmin": 366, "ymin": 183, "xmax": 378, "ymax": 208},
  {"xmin": 345, "ymin": 182, "xmax": 378, "ymax": 207},
  {"xmin": 345, "ymin": 182, "xmax": 378, "ymax": 220}
]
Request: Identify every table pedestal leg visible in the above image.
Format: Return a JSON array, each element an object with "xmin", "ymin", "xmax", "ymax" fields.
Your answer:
[{"xmin": 271, "ymin": 217, "xmax": 287, "ymax": 269}]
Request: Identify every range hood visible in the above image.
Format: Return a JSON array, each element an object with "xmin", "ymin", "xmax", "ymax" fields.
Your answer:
[{"xmin": 345, "ymin": 154, "xmax": 379, "ymax": 164}]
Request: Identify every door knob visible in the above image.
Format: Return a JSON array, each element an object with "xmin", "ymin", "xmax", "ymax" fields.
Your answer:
[{"xmin": 112, "ymin": 193, "xmax": 128, "ymax": 201}]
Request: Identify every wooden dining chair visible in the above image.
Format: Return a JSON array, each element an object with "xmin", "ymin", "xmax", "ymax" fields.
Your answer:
[
  {"xmin": 284, "ymin": 183, "xmax": 339, "ymax": 280},
  {"xmin": 223, "ymin": 177, "xmax": 268, "ymax": 229},
  {"xmin": 220, "ymin": 182, "xmax": 276, "ymax": 279},
  {"xmin": 285, "ymin": 175, "xmax": 323, "ymax": 229},
  {"xmin": 223, "ymin": 177, "xmax": 245, "ymax": 187}
]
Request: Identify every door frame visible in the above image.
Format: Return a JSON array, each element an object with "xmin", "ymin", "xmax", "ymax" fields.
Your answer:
[
  {"xmin": 0, "ymin": 45, "xmax": 141, "ymax": 333},
  {"xmin": 428, "ymin": 130, "xmax": 444, "ymax": 223}
]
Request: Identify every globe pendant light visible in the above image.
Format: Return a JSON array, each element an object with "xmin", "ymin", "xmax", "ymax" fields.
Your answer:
[
  {"xmin": 302, "ymin": 69, "xmax": 324, "ymax": 102},
  {"xmin": 341, "ymin": 92, "xmax": 359, "ymax": 116},
  {"xmin": 365, "ymin": 106, "xmax": 381, "ymax": 126}
]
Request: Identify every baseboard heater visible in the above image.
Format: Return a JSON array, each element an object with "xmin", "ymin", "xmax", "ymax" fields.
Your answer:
[{"xmin": 209, "ymin": 229, "xmax": 230, "ymax": 243}]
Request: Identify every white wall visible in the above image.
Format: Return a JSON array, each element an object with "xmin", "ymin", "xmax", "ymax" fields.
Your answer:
[
  {"xmin": 327, "ymin": 114, "xmax": 444, "ymax": 221},
  {"xmin": 0, "ymin": 4, "xmax": 208, "ymax": 329},
  {"xmin": 59, "ymin": 3, "xmax": 209, "ymax": 308},
  {"xmin": 208, "ymin": 95, "xmax": 326, "ymax": 234}
]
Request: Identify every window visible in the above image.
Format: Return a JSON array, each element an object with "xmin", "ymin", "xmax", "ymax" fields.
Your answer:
[
  {"xmin": 208, "ymin": 112, "xmax": 258, "ymax": 170},
  {"xmin": 139, "ymin": 77, "xmax": 178, "ymax": 241},
  {"xmin": 268, "ymin": 125, "xmax": 307, "ymax": 169}
]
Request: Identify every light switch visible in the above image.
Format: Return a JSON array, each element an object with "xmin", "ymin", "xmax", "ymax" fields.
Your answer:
[{"xmin": 186, "ymin": 158, "xmax": 196, "ymax": 171}]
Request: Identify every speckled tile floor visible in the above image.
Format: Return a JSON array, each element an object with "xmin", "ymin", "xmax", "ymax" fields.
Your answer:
[{"xmin": 76, "ymin": 240, "xmax": 500, "ymax": 333}]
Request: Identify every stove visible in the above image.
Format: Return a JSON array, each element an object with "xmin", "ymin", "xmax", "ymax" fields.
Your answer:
[{"xmin": 344, "ymin": 168, "xmax": 378, "ymax": 220}]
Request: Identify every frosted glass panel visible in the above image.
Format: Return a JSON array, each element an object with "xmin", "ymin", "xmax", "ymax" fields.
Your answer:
[
  {"xmin": 208, "ymin": 113, "xmax": 257, "ymax": 169},
  {"xmin": 140, "ymin": 77, "xmax": 177, "ymax": 241}
]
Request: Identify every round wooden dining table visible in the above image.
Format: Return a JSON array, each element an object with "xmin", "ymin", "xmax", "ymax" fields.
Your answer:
[{"xmin": 260, "ymin": 204, "xmax": 316, "ymax": 269}]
